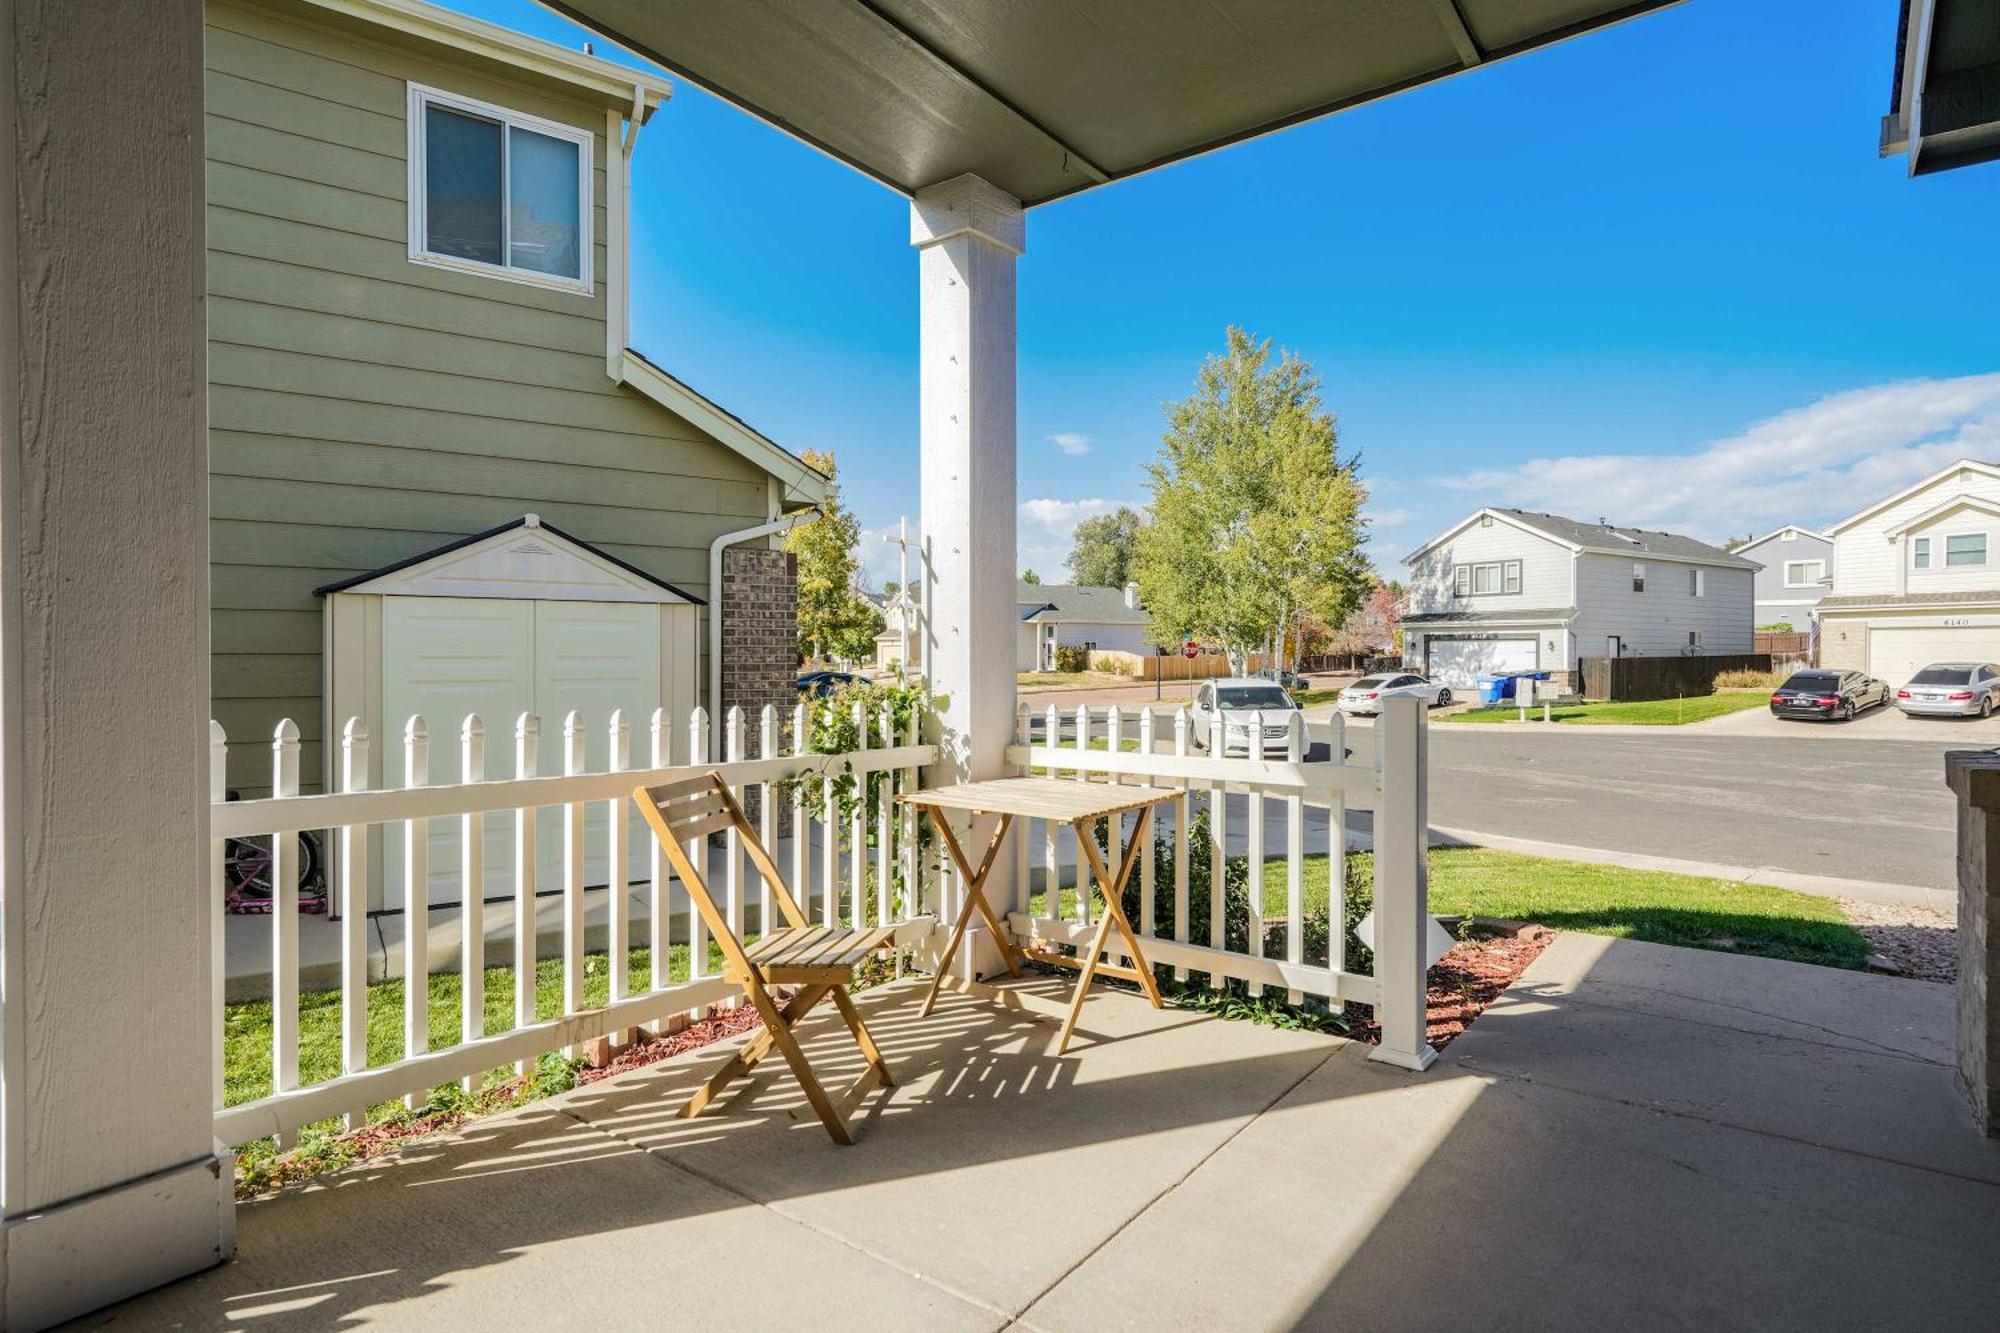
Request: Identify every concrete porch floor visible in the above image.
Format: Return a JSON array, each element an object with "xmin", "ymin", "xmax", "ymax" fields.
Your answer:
[{"xmin": 80, "ymin": 936, "xmax": 2000, "ymax": 1330}]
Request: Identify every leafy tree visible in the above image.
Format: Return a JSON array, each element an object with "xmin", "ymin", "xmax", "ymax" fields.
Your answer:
[
  {"xmin": 784, "ymin": 450, "xmax": 882, "ymax": 665},
  {"xmin": 1132, "ymin": 328, "xmax": 1370, "ymax": 671},
  {"xmin": 1335, "ymin": 578, "xmax": 1401, "ymax": 653},
  {"xmin": 1722, "ymin": 534, "xmax": 1754, "ymax": 552},
  {"xmin": 882, "ymin": 580, "xmax": 901, "ymax": 598},
  {"xmin": 1066, "ymin": 506, "xmax": 1146, "ymax": 588},
  {"xmin": 1019, "ymin": 568, "xmax": 1042, "ymax": 585}
]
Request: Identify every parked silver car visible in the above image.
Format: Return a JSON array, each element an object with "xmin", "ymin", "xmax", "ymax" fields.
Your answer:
[
  {"xmin": 1895, "ymin": 662, "xmax": 2000, "ymax": 718},
  {"xmin": 1189, "ymin": 678, "xmax": 1302, "ymax": 756},
  {"xmin": 1336, "ymin": 672, "xmax": 1451, "ymax": 715}
]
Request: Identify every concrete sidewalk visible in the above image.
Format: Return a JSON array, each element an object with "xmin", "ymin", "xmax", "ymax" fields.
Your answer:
[{"xmin": 89, "ymin": 936, "xmax": 2000, "ymax": 1330}]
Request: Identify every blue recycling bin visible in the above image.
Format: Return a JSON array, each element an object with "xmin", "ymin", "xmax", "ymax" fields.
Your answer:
[{"xmin": 1477, "ymin": 674, "xmax": 1506, "ymax": 705}]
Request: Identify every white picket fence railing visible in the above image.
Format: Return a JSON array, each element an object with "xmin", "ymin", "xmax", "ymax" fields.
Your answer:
[
  {"xmin": 1005, "ymin": 695, "xmax": 1434, "ymax": 1067},
  {"xmin": 211, "ymin": 701, "xmax": 936, "ymax": 1148},
  {"xmin": 212, "ymin": 693, "xmax": 1434, "ymax": 1147}
]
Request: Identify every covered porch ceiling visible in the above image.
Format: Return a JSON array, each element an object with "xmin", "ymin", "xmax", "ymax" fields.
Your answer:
[
  {"xmin": 1884, "ymin": 0, "xmax": 2000, "ymax": 175},
  {"xmin": 543, "ymin": 0, "xmax": 1684, "ymax": 206}
]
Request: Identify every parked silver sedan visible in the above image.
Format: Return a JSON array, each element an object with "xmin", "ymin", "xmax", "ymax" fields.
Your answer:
[
  {"xmin": 1336, "ymin": 672, "xmax": 1451, "ymax": 715},
  {"xmin": 1895, "ymin": 662, "xmax": 2000, "ymax": 718}
]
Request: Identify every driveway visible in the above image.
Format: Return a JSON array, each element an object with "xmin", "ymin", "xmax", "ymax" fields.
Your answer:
[{"xmin": 1695, "ymin": 698, "xmax": 2000, "ymax": 740}]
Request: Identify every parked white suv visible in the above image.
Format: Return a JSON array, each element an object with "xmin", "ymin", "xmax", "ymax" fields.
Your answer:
[{"xmin": 1189, "ymin": 678, "xmax": 1302, "ymax": 756}]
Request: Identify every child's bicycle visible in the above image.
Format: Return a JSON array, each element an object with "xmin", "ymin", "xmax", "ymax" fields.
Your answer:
[{"xmin": 222, "ymin": 790, "xmax": 328, "ymax": 915}]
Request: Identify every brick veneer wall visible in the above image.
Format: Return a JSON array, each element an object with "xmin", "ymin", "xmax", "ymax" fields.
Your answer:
[{"xmin": 722, "ymin": 547, "xmax": 798, "ymax": 728}]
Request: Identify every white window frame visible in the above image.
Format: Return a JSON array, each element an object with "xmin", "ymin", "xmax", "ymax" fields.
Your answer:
[
  {"xmin": 406, "ymin": 83, "xmax": 594, "ymax": 296},
  {"xmin": 1454, "ymin": 560, "xmax": 1520, "ymax": 598},
  {"xmin": 1782, "ymin": 559, "xmax": 1824, "ymax": 588},
  {"xmin": 1945, "ymin": 531, "xmax": 1988, "ymax": 568},
  {"xmin": 1689, "ymin": 568, "xmax": 1705, "ymax": 597},
  {"xmin": 1632, "ymin": 562, "xmax": 1645, "ymax": 593},
  {"xmin": 1913, "ymin": 536, "xmax": 1931, "ymax": 569},
  {"xmin": 1688, "ymin": 629, "xmax": 1703, "ymax": 648}
]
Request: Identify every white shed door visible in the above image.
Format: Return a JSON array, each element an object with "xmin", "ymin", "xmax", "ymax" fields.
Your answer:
[
  {"xmin": 1427, "ymin": 636, "xmax": 1537, "ymax": 688},
  {"xmin": 380, "ymin": 597, "xmax": 661, "ymax": 908},
  {"xmin": 1868, "ymin": 624, "xmax": 2000, "ymax": 687}
]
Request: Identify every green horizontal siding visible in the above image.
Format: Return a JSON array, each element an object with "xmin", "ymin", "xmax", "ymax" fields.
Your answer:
[{"xmin": 208, "ymin": 0, "xmax": 772, "ymax": 796}]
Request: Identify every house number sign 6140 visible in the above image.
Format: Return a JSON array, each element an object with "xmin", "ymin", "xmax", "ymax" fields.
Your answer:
[{"xmin": 1943, "ymin": 617, "xmax": 1973, "ymax": 627}]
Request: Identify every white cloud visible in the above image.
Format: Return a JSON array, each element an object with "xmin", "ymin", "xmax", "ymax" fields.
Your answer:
[
  {"xmin": 1017, "ymin": 497, "xmax": 1133, "ymax": 581},
  {"xmin": 1048, "ymin": 432, "xmax": 1092, "ymax": 456},
  {"xmin": 1365, "ymin": 505, "xmax": 1411, "ymax": 531},
  {"xmin": 1442, "ymin": 373, "xmax": 2000, "ymax": 541}
]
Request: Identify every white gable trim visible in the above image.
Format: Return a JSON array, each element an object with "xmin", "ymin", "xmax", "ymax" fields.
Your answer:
[
  {"xmin": 1829, "ymin": 459, "xmax": 2000, "ymax": 534},
  {"xmin": 1737, "ymin": 524, "xmax": 1832, "ymax": 553},
  {"xmin": 1885, "ymin": 493, "xmax": 2000, "ymax": 539},
  {"xmin": 337, "ymin": 517, "xmax": 696, "ymax": 603},
  {"xmin": 617, "ymin": 351, "xmax": 829, "ymax": 509},
  {"xmin": 1402, "ymin": 508, "xmax": 1579, "ymax": 566}
]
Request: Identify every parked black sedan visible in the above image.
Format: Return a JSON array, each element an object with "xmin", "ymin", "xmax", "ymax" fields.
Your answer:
[
  {"xmin": 796, "ymin": 670, "xmax": 862, "ymax": 698},
  {"xmin": 1769, "ymin": 668, "xmax": 1891, "ymax": 722}
]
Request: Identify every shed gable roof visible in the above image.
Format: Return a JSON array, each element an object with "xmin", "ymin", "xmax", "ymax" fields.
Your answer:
[{"xmin": 314, "ymin": 514, "xmax": 704, "ymax": 603}]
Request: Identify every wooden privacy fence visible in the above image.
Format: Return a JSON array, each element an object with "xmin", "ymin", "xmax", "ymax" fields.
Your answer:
[
  {"xmin": 1754, "ymin": 630, "xmax": 1811, "ymax": 658},
  {"xmin": 211, "ymin": 694, "xmax": 1438, "ymax": 1147},
  {"xmin": 1579, "ymin": 652, "xmax": 1773, "ymax": 701}
]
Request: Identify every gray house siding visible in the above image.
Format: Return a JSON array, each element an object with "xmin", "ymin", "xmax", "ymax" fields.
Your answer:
[
  {"xmin": 1741, "ymin": 530, "xmax": 1833, "ymax": 629},
  {"xmin": 1569, "ymin": 554, "xmax": 1755, "ymax": 659},
  {"xmin": 207, "ymin": 0, "xmax": 772, "ymax": 792}
]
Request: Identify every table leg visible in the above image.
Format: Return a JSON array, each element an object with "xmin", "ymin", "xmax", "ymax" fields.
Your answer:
[
  {"xmin": 918, "ymin": 812, "xmax": 1018, "ymax": 1018},
  {"xmin": 1076, "ymin": 805, "xmax": 1164, "ymax": 1008}
]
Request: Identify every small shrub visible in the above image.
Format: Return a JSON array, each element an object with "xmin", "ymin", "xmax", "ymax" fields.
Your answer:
[
  {"xmin": 1713, "ymin": 667, "xmax": 1784, "ymax": 690},
  {"xmin": 1052, "ymin": 644, "xmax": 1091, "ymax": 673}
]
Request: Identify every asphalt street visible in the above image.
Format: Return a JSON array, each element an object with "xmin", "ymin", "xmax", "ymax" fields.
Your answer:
[{"xmin": 1345, "ymin": 724, "xmax": 1963, "ymax": 891}]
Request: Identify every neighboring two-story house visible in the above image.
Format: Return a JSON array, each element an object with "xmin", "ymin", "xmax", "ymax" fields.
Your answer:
[
  {"xmin": 1817, "ymin": 459, "xmax": 2000, "ymax": 683},
  {"xmin": 1735, "ymin": 525, "xmax": 1834, "ymax": 630},
  {"xmin": 1017, "ymin": 583, "xmax": 1153, "ymax": 670},
  {"xmin": 206, "ymin": 0, "xmax": 826, "ymax": 800},
  {"xmin": 1401, "ymin": 509, "xmax": 1756, "ymax": 688}
]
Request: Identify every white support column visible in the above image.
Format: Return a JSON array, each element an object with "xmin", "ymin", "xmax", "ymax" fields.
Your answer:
[
  {"xmin": 0, "ymin": 2, "xmax": 235, "ymax": 1326},
  {"xmin": 912, "ymin": 174, "xmax": 1023, "ymax": 979}
]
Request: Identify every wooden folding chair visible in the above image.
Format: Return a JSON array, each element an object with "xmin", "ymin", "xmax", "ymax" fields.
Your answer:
[{"xmin": 634, "ymin": 771, "xmax": 899, "ymax": 1145}]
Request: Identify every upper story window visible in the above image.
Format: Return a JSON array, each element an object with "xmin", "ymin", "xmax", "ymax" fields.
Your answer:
[
  {"xmin": 1631, "ymin": 563, "xmax": 1645, "ymax": 593},
  {"xmin": 407, "ymin": 85, "xmax": 592, "ymax": 294},
  {"xmin": 1783, "ymin": 559, "xmax": 1825, "ymax": 588},
  {"xmin": 1688, "ymin": 568, "xmax": 1705, "ymax": 597},
  {"xmin": 1452, "ymin": 560, "xmax": 1521, "ymax": 597},
  {"xmin": 1914, "ymin": 537, "xmax": 1931, "ymax": 569},
  {"xmin": 1946, "ymin": 533, "xmax": 1988, "ymax": 567}
]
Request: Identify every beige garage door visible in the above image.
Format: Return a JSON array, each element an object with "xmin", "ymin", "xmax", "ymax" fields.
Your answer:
[{"xmin": 1867, "ymin": 624, "xmax": 2000, "ymax": 687}]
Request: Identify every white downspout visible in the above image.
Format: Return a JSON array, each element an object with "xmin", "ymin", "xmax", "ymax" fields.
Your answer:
[
  {"xmin": 708, "ymin": 514, "xmax": 808, "ymax": 727},
  {"xmin": 607, "ymin": 84, "xmax": 654, "ymax": 380}
]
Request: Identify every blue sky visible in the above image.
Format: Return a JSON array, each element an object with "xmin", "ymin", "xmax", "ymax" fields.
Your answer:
[{"xmin": 452, "ymin": 0, "xmax": 2000, "ymax": 587}]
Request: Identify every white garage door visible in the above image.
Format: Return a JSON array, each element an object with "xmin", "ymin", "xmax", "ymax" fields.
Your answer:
[
  {"xmin": 382, "ymin": 597, "xmax": 662, "ymax": 908},
  {"xmin": 1868, "ymin": 624, "xmax": 2000, "ymax": 687},
  {"xmin": 1426, "ymin": 636, "xmax": 1537, "ymax": 688}
]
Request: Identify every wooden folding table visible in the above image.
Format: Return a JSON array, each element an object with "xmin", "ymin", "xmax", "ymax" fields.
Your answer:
[{"xmin": 899, "ymin": 776, "xmax": 1178, "ymax": 1054}]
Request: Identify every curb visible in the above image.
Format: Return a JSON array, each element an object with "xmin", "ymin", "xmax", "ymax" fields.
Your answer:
[{"xmin": 1428, "ymin": 824, "xmax": 1951, "ymax": 912}]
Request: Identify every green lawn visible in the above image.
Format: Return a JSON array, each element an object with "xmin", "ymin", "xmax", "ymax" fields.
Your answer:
[
  {"xmin": 1257, "ymin": 846, "xmax": 1865, "ymax": 970},
  {"xmin": 1290, "ymin": 688, "xmax": 1343, "ymax": 706},
  {"xmin": 1441, "ymin": 691, "xmax": 1769, "ymax": 726},
  {"xmin": 1029, "ymin": 844, "xmax": 1864, "ymax": 972}
]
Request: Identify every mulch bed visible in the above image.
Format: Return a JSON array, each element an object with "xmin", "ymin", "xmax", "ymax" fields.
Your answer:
[
  {"xmin": 1351, "ymin": 927, "xmax": 1556, "ymax": 1052},
  {"xmin": 575, "ymin": 1004, "xmax": 765, "ymax": 1086}
]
